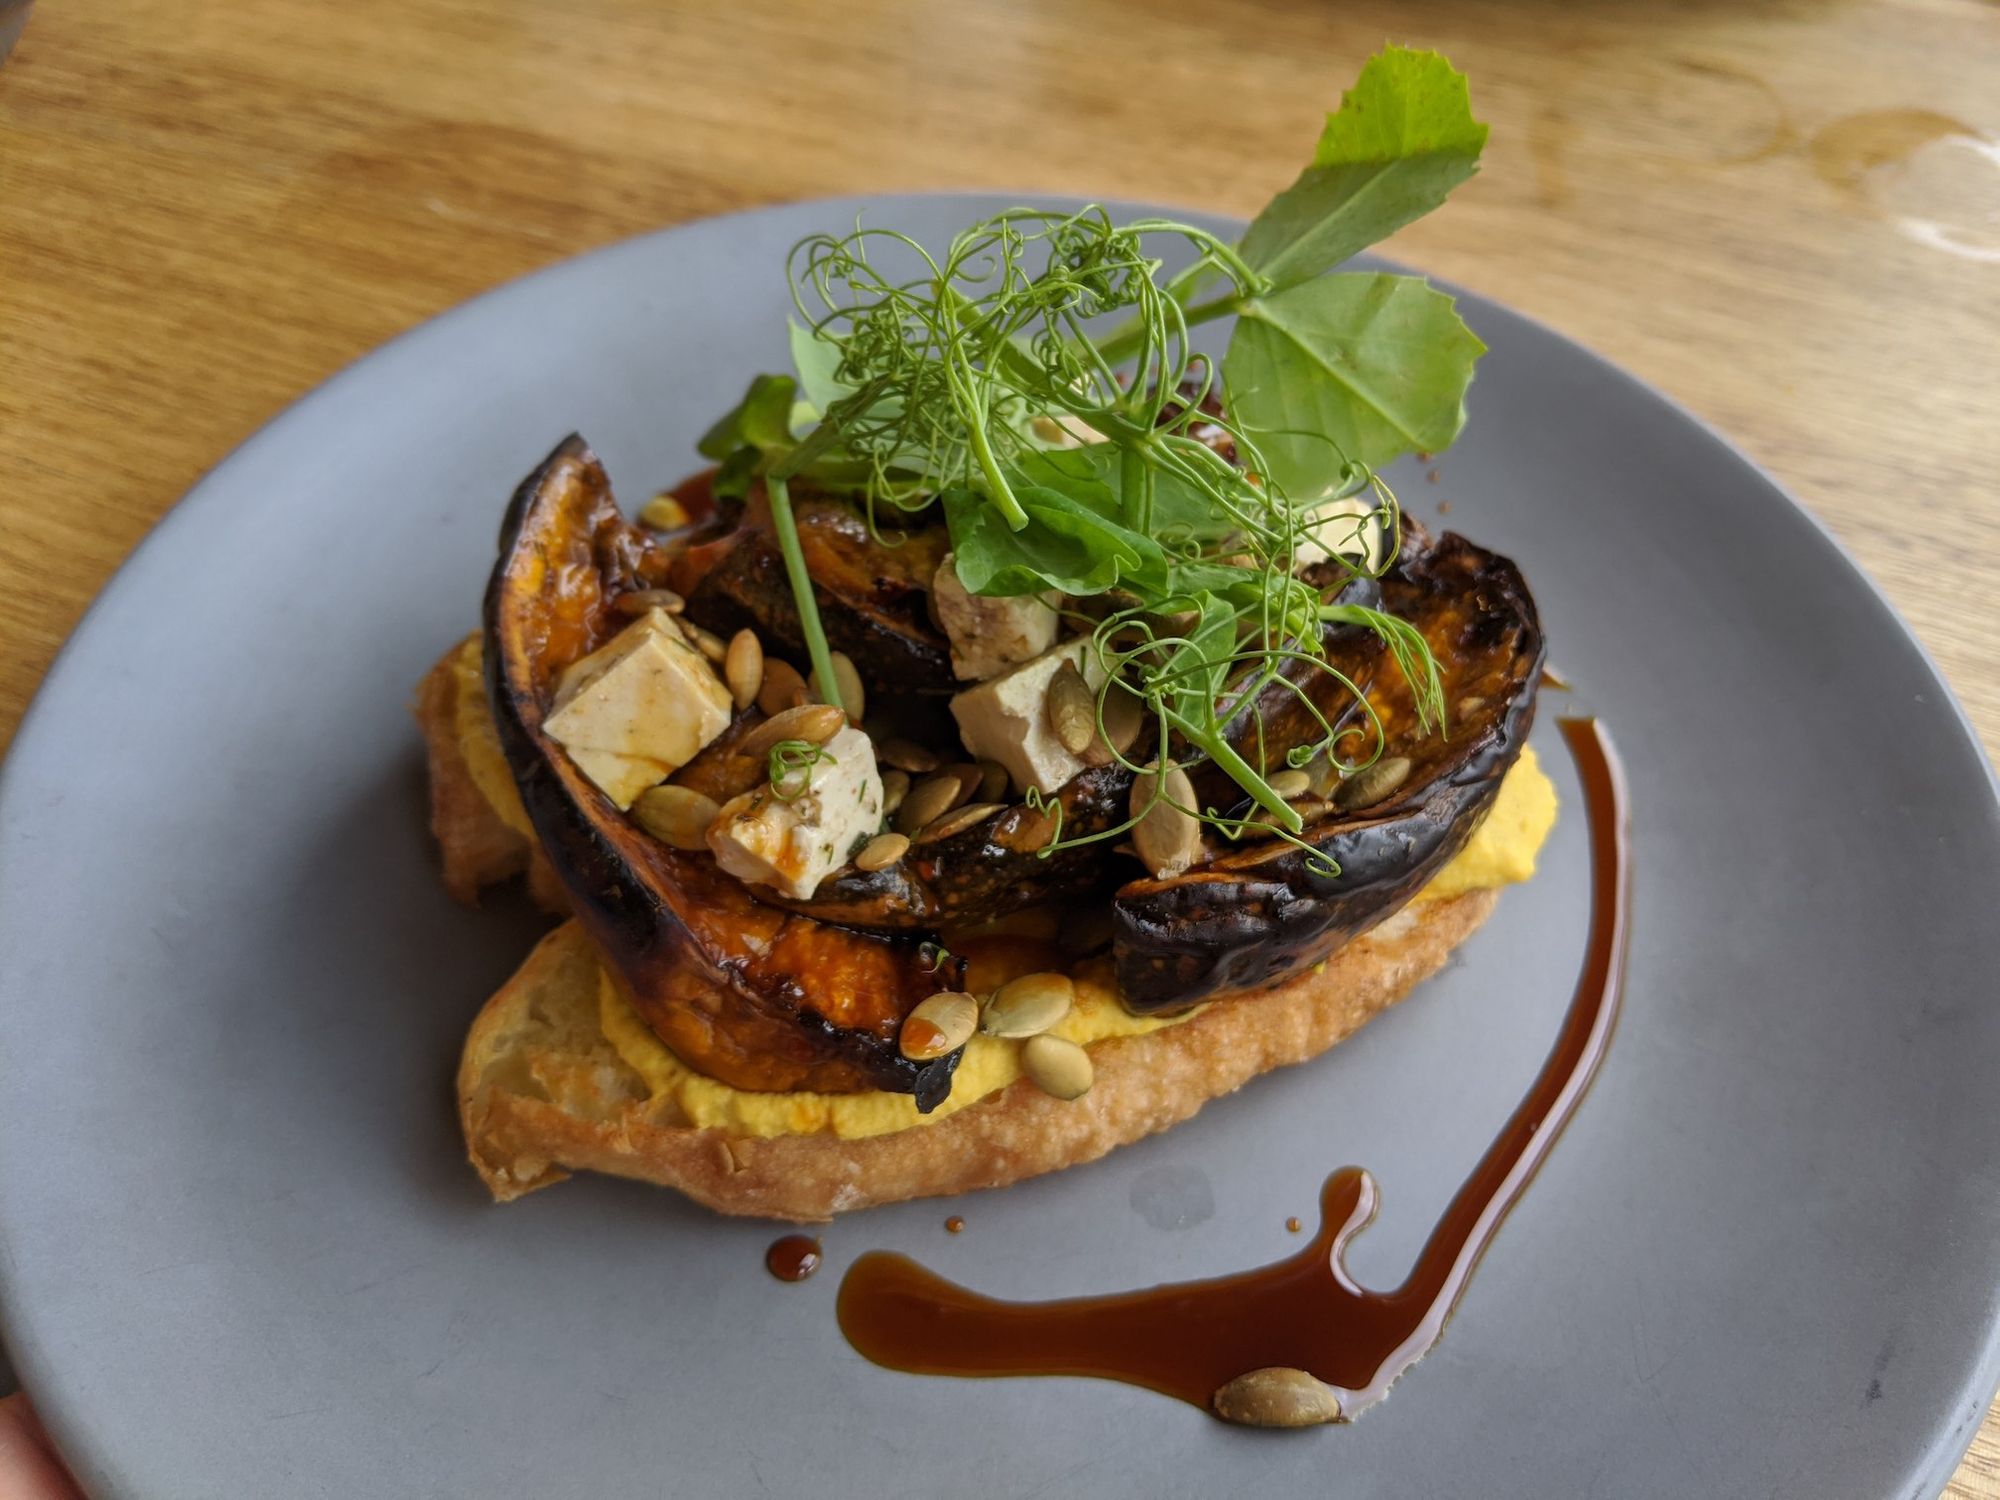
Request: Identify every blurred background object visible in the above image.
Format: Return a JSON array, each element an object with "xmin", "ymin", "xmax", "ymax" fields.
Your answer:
[
  {"xmin": 0, "ymin": 0, "xmax": 1996, "ymax": 1491},
  {"xmin": 0, "ymin": 0, "xmax": 30, "ymax": 63},
  {"xmin": 1, "ymin": 0, "xmax": 1995, "ymax": 777}
]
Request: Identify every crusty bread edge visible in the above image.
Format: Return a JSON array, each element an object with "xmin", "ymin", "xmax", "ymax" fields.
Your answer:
[
  {"xmin": 412, "ymin": 642, "xmax": 570, "ymax": 911},
  {"xmin": 458, "ymin": 890, "xmax": 1498, "ymax": 1221}
]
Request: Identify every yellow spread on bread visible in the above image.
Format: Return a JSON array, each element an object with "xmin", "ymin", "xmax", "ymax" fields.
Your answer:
[
  {"xmin": 1413, "ymin": 743, "xmax": 1558, "ymax": 902},
  {"xmin": 445, "ymin": 633, "xmax": 1559, "ymax": 1142},
  {"xmin": 449, "ymin": 636, "xmax": 533, "ymax": 839},
  {"xmin": 598, "ymin": 747, "xmax": 1559, "ymax": 1141},
  {"xmin": 600, "ymin": 959, "xmax": 1187, "ymax": 1140}
]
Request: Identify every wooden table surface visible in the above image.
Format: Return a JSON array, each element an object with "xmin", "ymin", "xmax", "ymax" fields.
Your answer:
[{"xmin": 3, "ymin": 0, "xmax": 1997, "ymax": 1490}]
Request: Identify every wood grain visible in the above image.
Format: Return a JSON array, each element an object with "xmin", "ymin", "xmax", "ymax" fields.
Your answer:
[{"xmin": 2, "ymin": 0, "xmax": 1997, "ymax": 1490}]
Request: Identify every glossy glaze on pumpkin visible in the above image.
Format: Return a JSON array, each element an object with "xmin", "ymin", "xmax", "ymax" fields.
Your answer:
[
  {"xmin": 1112, "ymin": 532, "xmax": 1544, "ymax": 1011},
  {"xmin": 670, "ymin": 481, "xmax": 957, "ymax": 694},
  {"xmin": 484, "ymin": 435, "xmax": 963, "ymax": 1103}
]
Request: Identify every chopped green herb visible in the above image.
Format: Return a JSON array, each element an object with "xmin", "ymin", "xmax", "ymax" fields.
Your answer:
[{"xmin": 767, "ymin": 738, "xmax": 834, "ymax": 801}]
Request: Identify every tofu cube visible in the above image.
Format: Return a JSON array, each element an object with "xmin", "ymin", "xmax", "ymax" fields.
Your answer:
[
  {"xmin": 1293, "ymin": 496, "xmax": 1387, "ymax": 573},
  {"xmin": 932, "ymin": 553, "xmax": 1062, "ymax": 681},
  {"xmin": 542, "ymin": 609, "xmax": 733, "ymax": 808},
  {"xmin": 706, "ymin": 724, "xmax": 884, "ymax": 899},
  {"xmin": 950, "ymin": 637, "xmax": 1109, "ymax": 797}
]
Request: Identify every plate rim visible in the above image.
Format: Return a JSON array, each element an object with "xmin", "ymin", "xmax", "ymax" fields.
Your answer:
[{"xmin": 2, "ymin": 190, "xmax": 1997, "ymax": 1497}]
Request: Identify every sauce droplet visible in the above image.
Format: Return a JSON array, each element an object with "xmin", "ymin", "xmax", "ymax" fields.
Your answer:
[
  {"xmin": 836, "ymin": 718, "xmax": 1628, "ymax": 1420},
  {"xmin": 765, "ymin": 1234, "xmax": 822, "ymax": 1282},
  {"xmin": 1285, "ymin": 1217, "xmax": 1303, "ymax": 1234},
  {"xmin": 945, "ymin": 1216, "xmax": 966, "ymax": 1234}
]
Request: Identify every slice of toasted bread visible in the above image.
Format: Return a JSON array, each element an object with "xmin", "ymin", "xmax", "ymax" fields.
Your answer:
[
  {"xmin": 458, "ymin": 890, "xmax": 1497, "ymax": 1221},
  {"xmin": 412, "ymin": 639, "xmax": 568, "ymax": 910}
]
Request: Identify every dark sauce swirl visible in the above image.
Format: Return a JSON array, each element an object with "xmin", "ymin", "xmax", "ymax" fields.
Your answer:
[{"xmin": 836, "ymin": 718, "xmax": 1629, "ymax": 1419}]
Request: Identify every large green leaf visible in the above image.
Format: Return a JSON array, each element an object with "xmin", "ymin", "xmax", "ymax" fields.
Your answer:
[
  {"xmin": 1238, "ymin": 47, "xmax": 1486, "ymax": 288},
  {"xmin": 1014, "ymin": 442, "xmax": 1235, "ymax": 546},
  {"xmin": 943, "ymin": 482, "xmax": 1166, "ymax": 597},
  {"xmin": 1224, "ymin": 271, "xmax": 1485, "ymax": 491}
]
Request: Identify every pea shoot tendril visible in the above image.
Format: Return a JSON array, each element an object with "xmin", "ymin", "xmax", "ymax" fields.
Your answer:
[{"xmin": 702, "ymin": 46, "xmax": 1488, "ymax": 869}]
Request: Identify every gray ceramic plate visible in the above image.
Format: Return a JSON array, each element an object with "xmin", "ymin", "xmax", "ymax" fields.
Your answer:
[{"xmin": 2, "ymin": 195, "xmax": 1997, "ymax": 1499}]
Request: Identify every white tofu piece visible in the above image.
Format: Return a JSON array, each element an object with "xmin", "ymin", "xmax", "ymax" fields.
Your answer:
[
  {"xmin": 950, "ymin": 637, "xmax": 1109, "ymax": 797},
  {"xmin": 706, "ymin": 724, "xmax": 884, "ymax": 900},
  {"xmin": 931, "ymin": 553, "xmax": 1062, "ymax": 681},
  {"xmin": 542, "ymin": 608, "xmax": 733, "ymax": 809},
  {"xmin": 1293, "ymin": 496, "xmax": 1387, "ymax": 572}
]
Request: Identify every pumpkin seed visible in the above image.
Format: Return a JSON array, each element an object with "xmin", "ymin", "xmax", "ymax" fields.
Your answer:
[
  {"xmin": 975, "ymin": 759, "xmax": 1010, "ymax": 803},
  {"xmin": 757, "ymin": 658, "xmax": 809, "ymax": 715},
  {"xmin": 809, "ymin": 650, "xmax": 866, "ymax": 722},
  {"xmin": 681, "ymin": 620, "xmax": 728, "ymax": 665},
  {"xmin": 876, "ymin": 736, "xmax": 940, "ymax": 774},
  {"xmin": 724, "ymin": 630, "xmax": 763, "ymax": 711},
  {"xmin": 1021, "ymin": 1034, "xmax": 1092, "ymax": 1099},
  {"xmin": 1335, "ymin": 755, "xmax": 1412, "ymax": 811},
  {"xmin": 638, "ymin": 493, "xmax": 690, "ymax": 530},
  {"xmin": 1246, "ymin": 794, "xmax": 1331, "ymax": 836},
  {"xmin": 630, "ymin": 785, "xmax": 722, "ymax": 850},
  {"xmin": 899, "ymin": 992, "xmax": 977, "ymax": 1061},
  {"xmin": 1082, "ymin": 685, "xmax": 1145, "ymax": 768},
  {"xmin": 853, "ymin": 832, "xmax": 909, "ymax": 872},
  {"xmin": 1058, "ymin": 906, "xmax": 1116, "ymax": 957},
  {"xmin": 1047, "ymin": 660, "xmax": 1097, "ymax": 755},
  {"xmin": 1212, "ymin": 1367, "xmax": 1342, "ymax": 1428},
  {"xmin": 612, "ymin": 588, "xmax": 685, "ymax": 617},
  {"xmin": 941, "ymin": 762, "xmax": 985, "ymax": 803},
  {"xmin": 1304, "ymin": 752, "xmax": 1342, "ymax": 799},
  {"xmin": 739, "ymin": 703, "xmax": 847, "ymax": 762},
  {"xmin": 880, "ymin": 768, "xmax": 911, "ymax": 816},
  {"xmin": 1130, "ymin": 764, "xmax": 1203, "ymax": 877},
  {"xmin": 981, "ymin": 972, "xmax": 1074, "ymax": 1038},
  {"xmin": 1288, "ymin": 795, "xmax": 1331, "ymax": 825},
  {"xmin": 995, "ymin": 802, "xmax": 1057, "ymax": 854},
  {"xmin": 918, "ymin": 802, "xmax": 1005, "ymax": 845},
  {"xmin": 1267, "ymin": 768, "xmax": 1312, "ymax": 800},
  {"xmin": 895, "ymin": 772, "xmax": 968, "ymax": 835}
]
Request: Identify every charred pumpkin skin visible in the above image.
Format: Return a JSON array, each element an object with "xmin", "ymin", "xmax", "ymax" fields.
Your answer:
[
  {"xmin": 772, "ymin": 766, "xmax": 1130, "ymax": 928},
  {"xmin": 772, "ymin": 600, "xmax": 1386, "ymax": 933},
  {"xmin": 669, "ymin": 483, "xmax": 958, "ymax": 695},
  {"xmin": 484, "ymin": 435, "xmax": 963, "ymax": 1104},
  {"xmin": 1113, "ymin": 532, "xmax": 1544, "ymax": 1012}
]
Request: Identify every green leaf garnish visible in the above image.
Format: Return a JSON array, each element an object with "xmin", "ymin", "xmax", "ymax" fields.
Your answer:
[
  {"xmin": 698, "ymin": 372, "xmax": 797, "ymax": 460},
  {"xmin": 1239, "ymin": 47, "xmax": 1487, "ymax": 288},
  {"xmin": 692, "ymin": 44, "xmax": 1490, "ymax": 863},
  {"xmin": 787, "ymin": 317, "xmax": 852, "ymax": 420},
  {"xmin": 1225, "ymin": 272, "xmax": 1486, "ymax": 485},
  {"xmin": 944, "ymin": 481, "xmax": 1165, "ymax": 597}
]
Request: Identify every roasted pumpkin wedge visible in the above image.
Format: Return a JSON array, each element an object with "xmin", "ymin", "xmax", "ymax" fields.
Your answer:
[
  {"xmin": 484, "ymin": 435, "xmax": 964, "ymax": 1104},
  {"xmin": 767, "ymin": 766, "xmax": 1128, "ymax": 928},
  {"xmin": 668, "ymin": 482, "xmax": 958, "ymax": 695},
  {"xmin": 771, "ymin": 600, "xmax": 1388, "ymax": 933},
  {"xmin": 1112, "ymin": 531, "xmax": 1544, "ymax": 1012}
]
